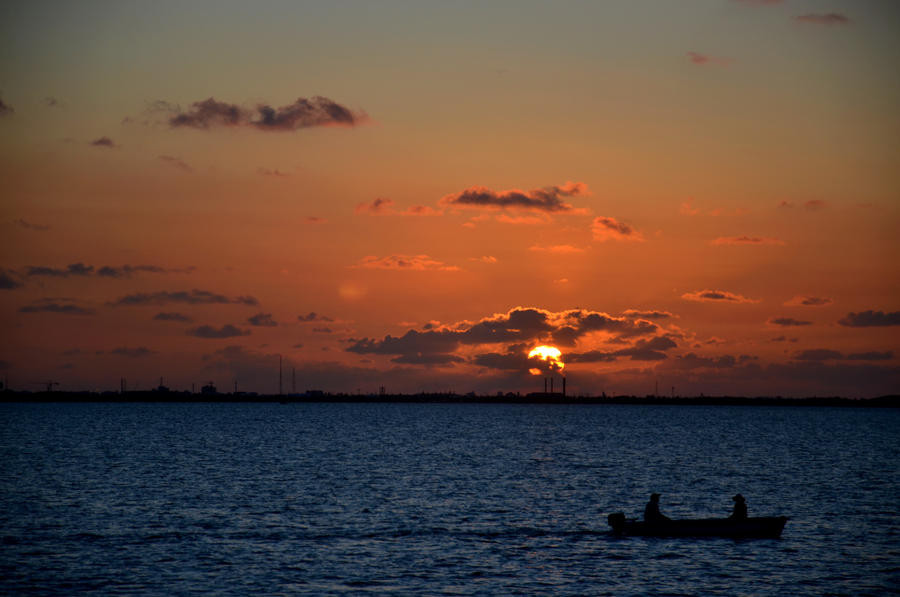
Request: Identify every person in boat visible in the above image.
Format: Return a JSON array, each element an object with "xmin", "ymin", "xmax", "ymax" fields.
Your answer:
[
  {"xmin": 730, "ymin": 494, "xmax": 748, "ymax": 520},
  {"xmin": 644, "ymin": 493, "xmax": 670, "ymax": 523}
]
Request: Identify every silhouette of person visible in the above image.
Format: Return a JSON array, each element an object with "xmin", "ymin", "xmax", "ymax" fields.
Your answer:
[
  {"xmin": 730, "ymin": 494, "xmax": 747, "ymax": 520},
  {"xmin": 644, "ymin": 493, "xmax": 669, "ymax": 523}
]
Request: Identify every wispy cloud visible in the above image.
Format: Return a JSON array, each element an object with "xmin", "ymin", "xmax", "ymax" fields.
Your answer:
[
  {"xmin": 153, "ymin": 312, "xmax": 193, "ymax": 323},
  {"xmin": 0, "ymin": 270, "xmax": 23, "ymax": 290},
  {"xmin": 0, "ymin": 97, "xmax": 13, "ymax": 117},
  {"xmin": 298, "ymin": 312, "xmax": 334, "ymax": 323},
  {"xmin": 13, "ymin": 219, "xmax": 50, "ymax": 231},
  {"xmin": 158, "ymin": 155, "xmax": 192, "ymax": 172},
  {"xmin": 354, "ymin": 255, "xmax": 460, "ymax": 271},
  {"xmin": 592, "ymin": 217, "xmax": 644, "ymax": 242},
  {"xmin": 682, "ymin": 290, "xmax": 758, "ymax": 304},
  {"xmin": 687, "ymin": 52, "xmax": 732, "ymax": 67},
  {"xmin": 109, "ymin": 289, "xmax": 258, "ymax": 307},
  {"xmin": 793, "ymin": 13, "xmax": 851, "ymax": 26},
  {"xmin": 529, "ymin": 244, "xmax": 586, "ymax": 254},
  {"xmin": 784, "ymin": 295, "xmax": 833, "ymax": 307},
  {"xmin": 711, "ymin": 236, "xmax": 785, "ymax": 246},
  {"xmin": 186, "ymin": 324, "xmax": 250, "ymax": 338},
  {"xmin": 110, "ymin": 347, "xmax": 157, "ymax": 358},
  {"xmin": 19, "ymin": 299, "xmax": 95, "ymax": 315},
  {"xmin": 441, "ymin": 181, "xmax": 588, "ymax": 213},
  {"xmin": 768, "ymin": 317, "xmax": 813, "ymax": 327},
  {"xmin": 355, "ymin": 197, "xmax": 395, "ymax": 215},
  {"xmin": 90, "ymin": 136, "xmax": 117, "ymax": 148},
  {"xmin": 257, "ymin": 167, "xmax": 290, "ymax": 177}
]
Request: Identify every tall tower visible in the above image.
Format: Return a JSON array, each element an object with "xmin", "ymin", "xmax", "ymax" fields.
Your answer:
[{"xmin": 278, "ymin": 354, "xmax": 283, "ymax": 395}]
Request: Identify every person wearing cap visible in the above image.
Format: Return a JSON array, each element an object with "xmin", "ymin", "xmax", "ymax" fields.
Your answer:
[
  {"xmin": 644, "ymin": 493, "xmax": 669, "ymax": 523},
  {"xmin": 730, "ymin": 494, "xmax": 748, "ymax": 520}
]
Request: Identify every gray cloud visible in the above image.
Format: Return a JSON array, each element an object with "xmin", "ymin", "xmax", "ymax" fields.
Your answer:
[
  {"xmin": 838, "ymin": 310, "xmax": 900, "ymax": 328},
  {"xmin": 167, "ymin": 96, "xmax": 364, "ymax": 131},
  {"xmin": 187, "ymin": 324, "xmax": 250, "ymax": 339},
  {"xmin": 768, "ymin": 317, "xmax": 813, "ymax": 327},
  {"xmin": 247, "ymin": 313, "xmax": 277, "ymax": 327},
  {"xmin": 14, "ymin": 219, "xmax": 50, "ymax": 231},
  {"xmin": 298, "ymin": 312, "xmax": 334, "ymax": 322},
  {"xmin": 440, "ymin": 182, "xmax": 588, "ymax": 213},
  {"xmin": 110, "ymin": 347, "xmax": 157, "ymax": 358},
  {"xmin": 19, "ymin": 299, "xmax": 95, "ymax": 315},
  {"xmin": 793, "ymin": 13, "xmax": 851, "ymax": 25},
  {"xmin": 153, "ymin": 312, "xmax": 193, "ymax": 322},
  {"xmin": 0, "ymin": 270, "xmax": 23, "ymax": 290},
  {"xmin": 158, "ymin": 155, "xmax": 193, "ymax": 172},
  {"xmin": 110, "ymin": 289, "xmax": 258, "ymax": 307},
  {"xmin": 90, "ymin": 136, "xmax": 117, "ymax": 148}
]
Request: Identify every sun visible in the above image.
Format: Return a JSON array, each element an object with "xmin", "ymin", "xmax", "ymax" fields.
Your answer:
[{"xmin": 528, "ymin": 345, "xmax": 564, "ymax": 374}]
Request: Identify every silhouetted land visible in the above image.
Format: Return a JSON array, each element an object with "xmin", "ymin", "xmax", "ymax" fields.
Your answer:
[{"xmin": 1, "ymin": 390, "xmax": 897, "ymax": 407}]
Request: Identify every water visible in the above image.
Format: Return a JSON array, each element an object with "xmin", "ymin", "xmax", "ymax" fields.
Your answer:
[{"xmin": 1, "ymin": 403, "xmax": 898, "ymax": 596}]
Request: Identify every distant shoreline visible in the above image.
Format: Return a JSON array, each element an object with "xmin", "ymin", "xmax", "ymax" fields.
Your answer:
[{"xmin": 1, "ymin": 391, "xmax": 897, "ymax": 407}]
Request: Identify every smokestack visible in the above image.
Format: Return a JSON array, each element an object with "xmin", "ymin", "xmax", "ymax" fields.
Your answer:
[
  {"xmin": 563, "ymin": 377, "xmax": 566, "ymax": 396},
  {"xmin": 550, "ymin": 377, "xmax": 554, "ymax": 393},
  {"xmin": 544, "ymin": 378, "xmax": 548, "ymax": 393}
]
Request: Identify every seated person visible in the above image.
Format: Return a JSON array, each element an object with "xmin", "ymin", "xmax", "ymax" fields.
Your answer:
[
  {"xmin": 730, "ymin": 494, "xmax": 748, "ymax": 520},
  {"xmin": 644, "ymin": 493, "xmax": 670, "ymax": 523}
]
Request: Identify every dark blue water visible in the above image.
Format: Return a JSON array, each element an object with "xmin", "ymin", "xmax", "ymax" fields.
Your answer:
[{"xmin": 1, "ymin": 403, "xmax": 898, "ymax": 596}]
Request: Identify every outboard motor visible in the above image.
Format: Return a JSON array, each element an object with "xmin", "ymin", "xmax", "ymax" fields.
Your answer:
[{"xmin": 607, "ymin": 512, "xmax": 626, "ymax": 534}]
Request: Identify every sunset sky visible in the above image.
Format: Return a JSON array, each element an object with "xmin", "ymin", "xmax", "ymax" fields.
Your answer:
[{"xmin": 2, "ymin": 0, "xmax": 898, "ymax": 397}]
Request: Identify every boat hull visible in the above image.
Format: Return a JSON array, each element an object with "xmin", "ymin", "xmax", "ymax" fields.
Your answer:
[{"xmin": 607, "ymin": 513, "xmax": 788, "ymax": 538}]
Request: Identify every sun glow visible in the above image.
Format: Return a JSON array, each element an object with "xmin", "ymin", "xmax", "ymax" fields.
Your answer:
[{"xmin": 528, "ymin": 345, "xmax": 564, "ymax": 374}]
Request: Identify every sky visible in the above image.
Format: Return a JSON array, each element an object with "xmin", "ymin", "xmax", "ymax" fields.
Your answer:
[{"xmin": 1, "ymin": 0, "xmax": 898, "ymax": 397}]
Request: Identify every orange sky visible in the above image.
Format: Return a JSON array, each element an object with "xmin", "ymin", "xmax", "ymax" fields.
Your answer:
[{"xmin": 1, "ymin": 1, "xmax": 898, "ymax": 396}]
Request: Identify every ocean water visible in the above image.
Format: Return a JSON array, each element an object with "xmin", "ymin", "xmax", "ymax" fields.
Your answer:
[{"xmin": 1, "ymin": 402, "xmax": 898, "ymax": 596}]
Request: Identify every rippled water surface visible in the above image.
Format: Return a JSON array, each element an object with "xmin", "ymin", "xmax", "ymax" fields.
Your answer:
[{"xmin": 1, "ymin": 403, "xmax": 898, "ymax": 595}]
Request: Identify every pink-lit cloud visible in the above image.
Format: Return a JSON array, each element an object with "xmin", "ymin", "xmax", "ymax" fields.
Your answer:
[
  {"xmin": 687, "ymin": 52, "xmax": 733, "ymax": 67},
  {"xmin": 354, "ymin": 255, "xmax": 460, "ymax": 271}
]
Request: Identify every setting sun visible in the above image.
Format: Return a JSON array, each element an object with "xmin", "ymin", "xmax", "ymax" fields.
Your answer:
[{"xmin": 528, "ymin": 345, "xmax": 565, "ymax": 374}]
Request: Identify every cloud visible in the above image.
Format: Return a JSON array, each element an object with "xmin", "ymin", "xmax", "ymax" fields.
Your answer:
[
  {"xmin": 110, "ymin": 347, "xmax": 157, "ymax": 358},
  {"xmin": 158, "ymin": 155, "xmax": 192, "ymax": 172},
  {"xmin": 793, "ymin": 13, "xmax": 851, "ymax": 25},
  {"xmin": 667, "ymin": 353, "xmax": 740, "ymax": 370},
  {"xmin": 471, "ymin": 256, "xmax": 498, "ymax": 264},
  {"xmin": 784, "ymin": 295, "xmax": 833, "ymax": 307},
  {"xmin": 0, "ymin": 97, "xmax": 13, "ymax": 117},
  {"xmin": 687, "ymin": 52, "xmax": 732, "ymax": 66},
  {"xmin": 440, "ymin": 181, "xmax": 588, "ymax": 213},
  {"xmin": 768, "ymin": 317, "xmax": 813, "ymax": 327},
  {"xmin": 621, "ymin": 309, "xmax": 674, "ymax": 320},
  {"xmin": 793, "ymin": 349, "xmax": 844, "ymax": 361},
  {"xmin": 804, "ymin": 199, "xmax": 828, "ymax": 211},
  {"xmin": 838, "ymin": 310, "xmax": 900, "ymax": 328},
  {"xmin": 153, "ymin": 312, "xmax": 193, "ymax": 322},
  {"xmin": 312, "ymin": 327, "xmax": 333, "ymax": 334},
  {"xmin": 186, "ymin": 324, "xmax": 250, "ymax": 339},
  {"xmin": 109, "ymin": 289, "xmax": 258, "ymax": 307},
  {"xmin": 21, "ymin": 263, "xmax": 190, "ymax": 279},
  {"xmin": 392, "ymin": 353, "xmax": 465, "ymax": 366},
  {"xmin": 19, "ymin": 299, "xmax": 95, "ymax": 315},
  {"xmin": 346, "ymin": 307, "xmax": 662, "ymax": 367},
  {"xmin": 682, "ymin": 290, "xmax": 757, "ymax": 304},
  {"xmin": 711, "ymin": 236, "xmax": 785, "ymax": 246},
  {"xmin": 529, "ymin": 244, "xmax": 586, "ymax": 254},
  {"xmin": 592, "ymin": 217, "xmax": 644, "ymax": 242},
  {"xmin": 0, "ymin": 270, "xmax": 23, "ymax": 290},
  {"xmin": 568, "ymin": 335, "xmax": 679, "ymax": 363},
  {"xmin": 247, "ymin": 313, "xmax": 277, "ymax": 327},
  {"xmin": 13, "ymin": 219, "xmax": 50, "ymax": 231},
  {"xmin": 43, "ymin": 96, "xmax": 64, "ymax": 108},
  {"xmin": 770, "ymin": 336, "xmax": 799, "ymax": 343},
  {"xmin": 298, "ymin": 312, "xmax": 333, "ymax": 322},
  {"xmin": 167, "ymin": 96, "xmax": 365, "ymax": 131},
  {"xmin": 306, "ymin": 216, "xmax": 326, "ymax": 224},
  {"xmin": 846, "ymin": 351, "xmax": 894, "ymax": 361},
  {"xmin": 355, "ymin": 197, "xmax": 395, "ymax": 215},
  {"xmin": 735, "ymin": 0, "xmax": 783, "ymax": 4},
  {"xmin": 257, "ymin": 167, "xmax": 290, "ymax": 177},
  {"xmin": 26, "ymin": 263, "xmax": 94, "ymax": 277},
  {"xmin": 354, "ymin": 255, "xmax": 460, "ymax": 271},
  {"xmin": 90, "ymin": 136, "xmax": 117, "ymax": 148}
]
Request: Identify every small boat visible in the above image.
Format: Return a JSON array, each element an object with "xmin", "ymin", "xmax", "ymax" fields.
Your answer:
[{"xmin": 607, "ymin": 512, "xmax": 788, "ymax": 538}]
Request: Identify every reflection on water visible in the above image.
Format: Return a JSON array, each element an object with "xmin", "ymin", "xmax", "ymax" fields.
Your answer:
[{"xmin": 1, "ymin": 403, "xmax": 898, "ymax": 596}]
